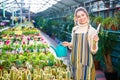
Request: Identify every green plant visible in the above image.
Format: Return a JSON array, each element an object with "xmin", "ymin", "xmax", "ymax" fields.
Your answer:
[
  {"xmin": 2, "ymin": 45, "xmax": 13, "ymax": 51},
  {"xmin": 101, "ymin": 17, "xmax": 112, "ymax": 30},
  {"xmin": 111, "ymin": 17, "xmax": 118, "ymax": 30},
  {"xmin": 89, "ymin": 13, "xmax": 95, "ymax": 24},
  {"xmin": 93, "ymin": 16, "xmax": 103, "ymax": 25},
  {"xmin": 98, "ymin": 30, "xmax": 118, "ymax": 72},
  {"xmin": 114, "ymin": 12, "xmax": 120, "ymax": 30}
]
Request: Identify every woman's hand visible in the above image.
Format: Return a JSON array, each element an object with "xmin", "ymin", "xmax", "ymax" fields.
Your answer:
[
  {"xmin": 93, "ymin": 35, "xmax": 99, "ymax": 42},
  {"xmin": 62, "ymin": 41, "xmax": 70, "ymax": 47},
  {"xmin": 92, "ymin": 35, "xmax": 99, "ymax": 51}
]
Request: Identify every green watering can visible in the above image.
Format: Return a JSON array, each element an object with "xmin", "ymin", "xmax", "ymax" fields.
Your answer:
[{"xmin": 50, "ymin": 43, "xmax": 68, "ymax": 57}]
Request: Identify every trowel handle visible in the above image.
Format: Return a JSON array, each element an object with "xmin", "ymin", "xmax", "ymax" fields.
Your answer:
[{"xmin": 97, "ymin": 23, "xmax": 101, "ymax": 34}]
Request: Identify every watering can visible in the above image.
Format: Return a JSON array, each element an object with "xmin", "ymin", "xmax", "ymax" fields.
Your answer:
[{"xmin": 50, "ymin": 43, "xmax": 68, "ymax": 57}]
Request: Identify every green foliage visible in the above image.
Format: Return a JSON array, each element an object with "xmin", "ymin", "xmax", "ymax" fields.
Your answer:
[
  {"xmin": 98, "ymin": 31, "xmax": 117, "ymax": 54},
  {"xmin": 101, "ymin": 17, "xmax": 112, "ymax": 30},
  {"xmin": 114, "ymin": 12, "xmax": 120, "ymax": 29},
  {"xmin": 93, "ymin": 16, "xmax": 103, "ymax": 25},
  {"xmin": 2, "ymin": 45, "xmax": 13, "ymax": 51},
  {"xmin": 89, "ymin": 13, "xmax": 95, "ymax": 24}
]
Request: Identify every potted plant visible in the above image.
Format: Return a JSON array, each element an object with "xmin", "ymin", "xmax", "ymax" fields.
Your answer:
[
  {"xmin": 111, "ymin": 17, "xmax": 118, "ymax": 31},
  {"xmin": 114, "ymin": 12, "xmax": 120, "ymax": 30},
  {"xmin": 101, "ymin": 17, "xmax": 112, "ymax": 30},
  {"xmin": 99, "ymin": 30, "xmax": 118, "ymax": 80},
  {"xmin": 93, "ymin": 16, "xmax": 103, "ymax": 26},
  {"xmin": 93, "ymin": 46, "xmax": 102, "ymax": 70}
]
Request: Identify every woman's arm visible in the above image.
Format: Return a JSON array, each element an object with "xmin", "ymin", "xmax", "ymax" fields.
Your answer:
[
  {"xmin": 62, "ymin": 41, "xmax": 72, "ymax": 49},
  {"xmin": 89, "ymin": 26, "xmax": 99, "ymax": 54},
  {"xmin": 62, "ymin": 26, "xmax": 77, "ymax": 49},
  {"xmin": 90, "ymin": 35, "xmax": 99, "ymax": 54}
]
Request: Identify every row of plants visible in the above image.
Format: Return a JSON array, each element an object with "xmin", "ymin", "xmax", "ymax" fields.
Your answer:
[
  {"xmin": 0, "ymin": 50, "xmax": 71, "ymax": 79},
  {"xmin": 0, "ymin": 65, "xmax": 71, "ymax": 80},
  {"xmin": 1, "ymin": 26, "xmax": 40, "ymax": 35},
  {"xmin": 0, "ymin": 33, "xmax": 47, "ymax": 54},
  {"xmin": 0, "ymin": 24, "xmax": 72, "ymax": 79},
  {"xmin": 34, "ymin": 14, "xmax": 74, "ymax": 41},
  {"xmin": 92, "ymin": 12, "xmax": 120, "ymax": 30}
]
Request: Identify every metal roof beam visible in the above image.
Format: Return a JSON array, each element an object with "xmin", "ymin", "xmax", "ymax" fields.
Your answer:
[
  {"xmin": 4, "ymin": 1, "xmax": 19, "ymax": 9},
  {"xmin": 54, "ymin": 0, "xmax": 70, "ymax": 7},
  {"xmin": 6, "ymin": 1, "xmax": 15, "ymax": 4},
  {"xmin": 40, "ymin": 0, "xmax": 62, "ymax": 10},
  {"xmin": 0, "ymin": 0, "xmax": 9, "ymax": 4},
  {"xmin": 50, "ymin": 7, "xmax": 60, "ymax": 12},
  {"xmin": 73, "ymin": 0, "xmax": 84, "ymax": 6},
  {"xmin": 6, "ymin": 1, "xmax": 15, "ymax": 5},
  {"xmin": 52, "ymin": 5, "xmax": 62, "ymax": 10},
  {"xmin": 38, "ymin": 1, "xmax": 62, "ymax": 11},
  {"xmin": 73, "ymin": 0, "xmax": 82, "ymax": 3},
  {"xmin": 14, "ymin": 0, "xmax": 20, "ymax": 8}
]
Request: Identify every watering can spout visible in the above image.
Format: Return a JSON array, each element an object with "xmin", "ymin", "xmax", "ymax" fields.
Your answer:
[
  {"xmin": 50, "ymin": 45, "xmax": 57, "ymax": 54},
  {"xmin": 50, "ymin": 43, "xmax": 68, "ymax": 57}
]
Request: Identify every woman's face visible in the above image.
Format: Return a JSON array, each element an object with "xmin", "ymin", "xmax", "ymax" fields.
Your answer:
[{"xmin": 76, "ymin": 10, "xmax": 88, "ymax": 24}]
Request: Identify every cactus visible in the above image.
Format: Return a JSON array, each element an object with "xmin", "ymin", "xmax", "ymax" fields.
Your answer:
[
  {"xmin": 10, "ymin": 67, "xmax": 20, "ymax": 80},
  {"xmin": 4, "ymin": 78, "xmax": 10, "ymax": 80},
  {"xmin": 33, "ymin": 75, "xmax": 38, "ymax": 80},
  {"xmin": 17, "ymin": 76, "xmax": 22, "ymax": 80},
  {"xmin": 10, "ymin": 69, "xmax": 14, "ymax": 80},
  {"xmin": 0, "ymin": 77, "xmax": 4, "ymax": 80},
  {"xmin": 28, "ymin": 73, "xmax": 31, "ymax": 80},
  {"xmin": 0, "ymin": 70, "xmax": 2, "ymax": 77},
  {"xmin": 27, "ymin": 70, "xmax": 31, "ymax": 80},
  {"xmin": 3, "ymin": 73, "xmax": 9, "ymax": 80},
  {"xmin": 22, "ymin": 70, "xmax": 27, "ymax": 80}
]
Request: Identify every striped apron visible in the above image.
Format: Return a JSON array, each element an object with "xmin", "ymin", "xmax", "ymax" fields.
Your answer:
[{"xmin": 71, "ymin": 32, "xmax": 96, "ymax": 80}]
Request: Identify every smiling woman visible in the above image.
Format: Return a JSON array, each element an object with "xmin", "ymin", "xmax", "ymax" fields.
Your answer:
[{"xmin": 62, "ymin": 7, "xmax": 99, "ymax": 80}]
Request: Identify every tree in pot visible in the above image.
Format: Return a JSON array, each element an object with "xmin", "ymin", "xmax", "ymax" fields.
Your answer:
[
  {"xmin": 93, "ymin": 49, "xmax": 101, "ymax": 70},
  {"xmin": 99, "ymin": 30, "xmax": 118, "ymax": 80}
]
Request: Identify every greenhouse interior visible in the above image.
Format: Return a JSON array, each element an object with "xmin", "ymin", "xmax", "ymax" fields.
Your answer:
[{"xmin": 0, "ymin": 0, "xmax": 120, "ymax": 80}]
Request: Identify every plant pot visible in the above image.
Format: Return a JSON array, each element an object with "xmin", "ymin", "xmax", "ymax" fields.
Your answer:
[
  {"xmin": 0, "ymin": 66, "xmax": 4, "ymax": 70},
  {"xmin": 104, "ymin": 71, "xmax": 118, "ymax": 80},
  {"xmin": 111, "ymin": 25, "xmax": 118, "ymax": 31},
  {"xmin": 94, "ymin": 60, "xmax": 100, "ymax": 70}
]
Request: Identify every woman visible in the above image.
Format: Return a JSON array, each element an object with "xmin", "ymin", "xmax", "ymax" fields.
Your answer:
[{"xmin": 62, "ymin": 7, "xmax": 99, "ymax": 80}]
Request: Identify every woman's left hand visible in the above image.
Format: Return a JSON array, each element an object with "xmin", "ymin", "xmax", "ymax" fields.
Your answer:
[{"xmin": 93, "ymin": 35, "xmax": 99, "ymax": 42}]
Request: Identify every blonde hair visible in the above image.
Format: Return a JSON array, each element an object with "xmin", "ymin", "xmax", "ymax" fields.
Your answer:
[{"xmin": 74, "ymin": 7, "xmax": 90, "ymax": 26}]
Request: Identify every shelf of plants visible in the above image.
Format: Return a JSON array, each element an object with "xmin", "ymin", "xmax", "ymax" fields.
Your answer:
[{"xmin": 0, "ymin": 24, "xmax": 72, "ymax": 80}]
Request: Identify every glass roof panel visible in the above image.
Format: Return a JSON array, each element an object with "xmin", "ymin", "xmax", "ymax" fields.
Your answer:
[{"xmin": 0, "ymin": 0, "xmax": 61, "ymax": 13}]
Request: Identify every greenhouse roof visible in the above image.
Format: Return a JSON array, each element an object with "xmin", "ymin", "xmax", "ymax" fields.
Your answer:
[{"xmin": 0, "ymin": 0, "xmax": 84, "ymax": 14}]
